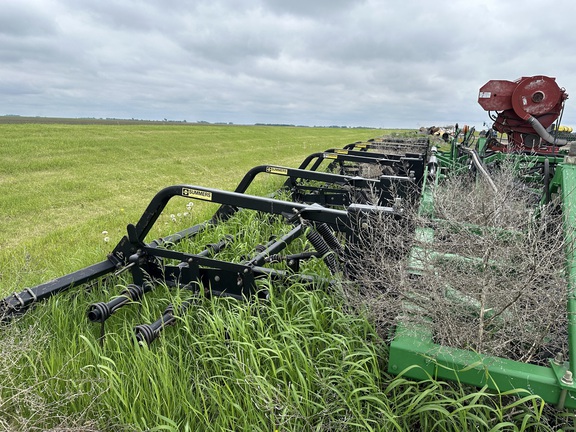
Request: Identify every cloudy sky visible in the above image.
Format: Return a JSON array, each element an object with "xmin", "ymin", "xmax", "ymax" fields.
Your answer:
[{"xmin": 2, "ymin": 0, "xmax": 576, "ymax": 129}]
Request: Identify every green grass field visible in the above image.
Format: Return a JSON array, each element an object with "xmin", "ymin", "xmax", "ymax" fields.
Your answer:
[
  {"xmin": 0, "ymin": 123, "xmax": 382, "ymax": 291},
  {"xmin": 0, "ymin": 123, "xmax": 563, "ymax": 431}
]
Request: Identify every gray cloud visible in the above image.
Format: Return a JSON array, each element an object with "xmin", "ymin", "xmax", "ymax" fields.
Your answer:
[
  {"xmin": 0, "ymin": 2, "xmax": 58, "ymax": 37},
  {"xmin": 2, "ymin": 0, "xmax": 576, "ymax": 128},
  {"xmin": 265, "ymin": 0, "xmax": 365, "ymax": 18}
]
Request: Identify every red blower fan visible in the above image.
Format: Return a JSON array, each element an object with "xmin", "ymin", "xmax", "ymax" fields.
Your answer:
[{"xmin": 478, "ymin": 75, "xmax": 569, "ymax": 154}]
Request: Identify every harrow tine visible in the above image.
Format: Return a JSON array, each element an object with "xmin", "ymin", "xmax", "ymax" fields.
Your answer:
[
  {"xmin": 86, "ymin": 233, "xmax": 236, "ymax": 335},
  {"xmin": 135, "ymin": 300, "xmax": 193, "ymax": 345},
  {"xmin": 306, "ymin": 228, "xmax": 340, "ymax": 275},
  {"xmin": 87, "ymin": 282, "xmax": 154, "ymax": 330}
]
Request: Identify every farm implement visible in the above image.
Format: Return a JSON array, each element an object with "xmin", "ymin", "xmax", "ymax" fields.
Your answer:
[
  {"xmin": 390, "ymin": 76, "xmax": 576, "ymax": 410},
  {"xmin": 0, "ymin": 141, "xmax": 426, "ymax": 342},
  {"xmin": 2, "ymin": 75, "xmax": 576, "ymax": 411}
]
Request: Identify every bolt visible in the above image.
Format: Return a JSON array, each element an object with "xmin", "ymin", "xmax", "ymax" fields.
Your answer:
[
  {"xmin": 554, "ymin": 352, "xmax": 564, "ymax": 366},
  {"xmin": 214, "ymin": 276, "xmax": 220, "ymax": 282},
  {"xmin": 562, "ymin": 370, "xmax": 574, "ymax": 386}
]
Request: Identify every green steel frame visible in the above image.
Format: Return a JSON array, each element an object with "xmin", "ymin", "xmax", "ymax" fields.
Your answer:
[{"xmin": 389, "ymin": 135, "xmax": 576, "ymax": 409}]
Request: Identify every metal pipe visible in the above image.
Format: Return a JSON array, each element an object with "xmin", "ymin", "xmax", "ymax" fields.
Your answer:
[
  {"xmin": 461, "ymin": 148, "xmax": 498, "ymax": 194},
  {"xmin": 1, "ymin": 259, "xmax": 116, "ymax": 320}
]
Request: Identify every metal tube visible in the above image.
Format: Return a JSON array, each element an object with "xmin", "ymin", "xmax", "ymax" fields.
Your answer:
[
  {"xmin": 466, "ymin": 148, "xmax": 498, "ymax": 193},
  {"xmin": 527, "ymin": 116, "xmax": 569, "ymax": 146},
  {"xmin": 1, "ymin": 259, "xmax": 116, "ymax": 320},
  {"xmin": 244, "ymin": 224, "xmax": 304, "ymax": 267}
]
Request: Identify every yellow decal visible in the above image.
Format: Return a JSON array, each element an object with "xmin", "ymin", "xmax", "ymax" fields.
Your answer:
[
  {"xmin": 266, "ymin": 166, "xmax": 288, "ymax": 175},
  {"xmin": 324, "ymin": 153, "xmax": 337, "ymax": 159},
  {"xmin": 335, "ymin": 149, "xmax": 348, "ymax": 154},
  {"xmin": 356, "ymin": 144, "xmax": 367, "ymax": 149},
  {"xmin": 182, "ymin": 187, "xmax": 213, "ymax": 201}
]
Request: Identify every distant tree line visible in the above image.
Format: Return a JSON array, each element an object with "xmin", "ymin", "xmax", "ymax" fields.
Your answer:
[{"xmin": 0, "ymin": 115, "xmax": 379, "ymax": 129}]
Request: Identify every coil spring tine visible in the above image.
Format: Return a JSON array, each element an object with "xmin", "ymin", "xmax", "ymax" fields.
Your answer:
[
  {"xmin": 306, "ymin": 229, "xmax": 339, "ymax": 275},
  {"xmin": 316, "ymin": 223, "xmax": 343, "ymax": 254}
]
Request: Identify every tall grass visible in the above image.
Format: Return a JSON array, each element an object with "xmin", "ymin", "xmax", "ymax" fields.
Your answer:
[{"xmin": 3, "ymin": 279, "xmax": 554, "ymax": 431}]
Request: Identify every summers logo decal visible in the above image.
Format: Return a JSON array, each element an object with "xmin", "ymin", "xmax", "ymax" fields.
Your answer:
[
  {"xmin": 182, "ymin": 187, "xmax": 213, "ymax": 201},
  {"xmin": 266, "ymin": 166, "xmax": 288, "ymax": 175}
]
